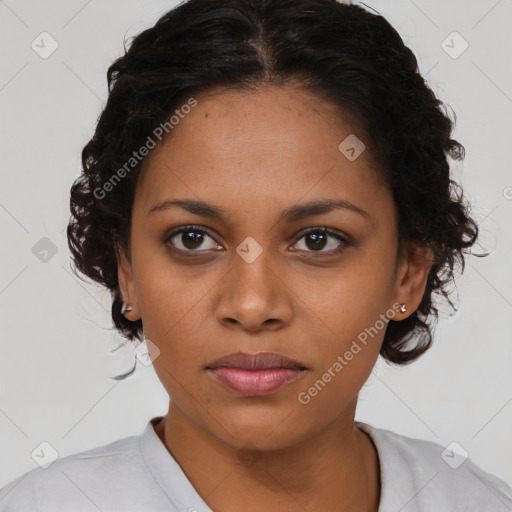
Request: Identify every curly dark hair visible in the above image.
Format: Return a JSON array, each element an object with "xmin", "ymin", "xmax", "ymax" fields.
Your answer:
[{"xmin": 67, "ymin": 0, "xmax": 480, "ymax": 373}]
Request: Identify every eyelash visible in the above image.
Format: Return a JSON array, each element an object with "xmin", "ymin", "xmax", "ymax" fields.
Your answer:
[{"xmin": 164, "ymin": 224, "xmax": 350, "ymax": 257}]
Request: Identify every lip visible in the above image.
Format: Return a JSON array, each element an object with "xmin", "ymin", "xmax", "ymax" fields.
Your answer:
[
  {"xmin": 207, "ymin": 351, "xmax": 307, "ymax": 371},
  {"xmin": 206, "ymin": 352, "xmax": 307, "ymax": 397}
]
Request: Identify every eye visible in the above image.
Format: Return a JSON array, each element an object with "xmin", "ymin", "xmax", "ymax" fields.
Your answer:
[
  {"xmin": 164, "ymin": 225, "xmax": 349, "ymax": 256},
  {"xmin": 164, "ymin": 225, "xmax": 221, "ymax": 253},
  {"xmin": 291, "ymin": 227, "xmax": 349, "ymax": 255}
]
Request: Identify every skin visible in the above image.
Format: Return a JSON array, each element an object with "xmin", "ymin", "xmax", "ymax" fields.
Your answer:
[{"xmin": 117, "ymin": 84, "xmax": 433, "ymax": 512}]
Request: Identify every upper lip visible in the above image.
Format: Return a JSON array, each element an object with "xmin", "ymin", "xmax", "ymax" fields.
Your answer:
[{"xmin": 206, "ymin": 352, "xmax": 307, "ymax": 371}]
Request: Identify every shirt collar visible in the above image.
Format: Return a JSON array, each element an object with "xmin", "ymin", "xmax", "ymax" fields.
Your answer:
[
  {"xmin": 140, "ymin": 416, "xmax": 412, "ymax": 512},
  {"xmin": 356, "ymin": 421, "xmax": 421, "ymax": 512},
  {"xmin": 139, "ymin": 416, "xmax": 214, "ymax": 512}
]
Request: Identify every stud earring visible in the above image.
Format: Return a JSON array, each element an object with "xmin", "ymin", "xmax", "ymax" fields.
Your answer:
[
  {"xmin": 121, "ymin": 303, "xmax": 133, "ymax": 315},
  {"xmin": 399, "ymin": 304, "xmax": 407, "ymax": 313}
]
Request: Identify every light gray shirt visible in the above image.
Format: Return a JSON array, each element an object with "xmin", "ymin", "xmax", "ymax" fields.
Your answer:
[{"xmin": 1, "ymin": 416, "xmax": 511, "ymax": 511}]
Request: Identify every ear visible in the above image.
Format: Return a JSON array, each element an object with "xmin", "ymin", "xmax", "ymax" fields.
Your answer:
[
  {"xmin": 115, "ymin": 241, "xmax": 141, "ymax": 321},
  {"xmin": 393, "ymin": 241, "xmax": 434, "ymax": 319}
]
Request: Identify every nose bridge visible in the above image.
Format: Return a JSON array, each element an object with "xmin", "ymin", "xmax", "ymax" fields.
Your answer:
[
  {"xmin": 231, "ymin": 235, "xmax": 278, "ymax": 302},
  {"xmin": 216, "ymin": 234, "xmax": 293, "ymax": 330}
]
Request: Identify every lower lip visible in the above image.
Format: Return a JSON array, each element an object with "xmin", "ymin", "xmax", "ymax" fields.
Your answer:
[{"xmin": 208, "ymin": 368, "xmax": 304, "ymax": 396}]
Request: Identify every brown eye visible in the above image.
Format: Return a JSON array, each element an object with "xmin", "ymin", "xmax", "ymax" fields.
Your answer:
[
  {"xmin": 165, "ymin": 226, "xmax": 220, "ymax": 252},
  {"xmin": 292, "ymin": 228, "xmax": 348, "ymax": 254}
]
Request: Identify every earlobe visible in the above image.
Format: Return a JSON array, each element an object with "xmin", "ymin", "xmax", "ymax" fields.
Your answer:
[
  {"xmin": 115, "ymin": 241, "xmax": 140, "ymax": 321},
  {"xmin": 394, "ymin": 242, "xmax": 434, "ymax": 318}
]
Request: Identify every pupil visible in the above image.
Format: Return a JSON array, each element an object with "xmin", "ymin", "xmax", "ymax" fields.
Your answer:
[
  {"xmin": 183, "ymin": 231, "xmax": 203, "ymax": 249},
  {"xmin": 306, "ymin": 233, "xmax": 327, "ymax": 251}
]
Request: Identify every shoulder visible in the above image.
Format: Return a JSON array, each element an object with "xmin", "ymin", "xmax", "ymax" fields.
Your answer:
[
  {"xmin": 357, "ymin": 421, "xmax": 512, "ymax": 512},
  {"xmin": 0, "ymin": 433, "xmax": 161, "ymax": 512}
]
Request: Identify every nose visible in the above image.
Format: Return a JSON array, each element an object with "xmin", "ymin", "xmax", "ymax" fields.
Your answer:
[{"xmin": 215, "ymin": 246, "xmax": 294, "ymax": 333}]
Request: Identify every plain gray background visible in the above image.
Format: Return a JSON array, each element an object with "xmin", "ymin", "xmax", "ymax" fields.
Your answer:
[{"xmin": 1, "ymin": 0, "xmax": 511, "ymax": 489}]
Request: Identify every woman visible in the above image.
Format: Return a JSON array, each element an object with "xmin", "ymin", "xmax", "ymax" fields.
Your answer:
[{"xmin": 1, "ymin": 0, "xmax": 510, "ymax": 510}]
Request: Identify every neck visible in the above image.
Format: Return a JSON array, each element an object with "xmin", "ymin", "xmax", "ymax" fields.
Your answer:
[{"xmin": 153, "ymin": 401, "xmax": 381, "ymax": 512}]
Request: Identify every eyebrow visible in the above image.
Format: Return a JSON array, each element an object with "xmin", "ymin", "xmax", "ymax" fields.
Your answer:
[{"xmin": 148, "ymin": 198, "xmax": 370, "ymax": 222}]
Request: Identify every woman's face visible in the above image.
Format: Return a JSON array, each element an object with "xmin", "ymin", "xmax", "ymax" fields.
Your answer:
[{"xmin": 118, "ymin": 85, "xmax": 431, "ymax": 450}]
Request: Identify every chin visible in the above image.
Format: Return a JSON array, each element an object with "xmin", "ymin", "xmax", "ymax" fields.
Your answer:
[{"xmin": 206, "ymin": 407, "xmax": 312, "ymax": 452}]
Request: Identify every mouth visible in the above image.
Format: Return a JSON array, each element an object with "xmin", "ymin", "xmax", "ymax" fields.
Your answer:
[{"xmin": 206, "ymin": 352, "xmax": 307, "ymax": 397}]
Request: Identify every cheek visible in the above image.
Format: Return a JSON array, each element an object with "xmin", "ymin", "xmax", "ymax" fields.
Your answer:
[
  {"xmin": 290, "ymin": 246, "xmax": 394, "ymax": 397},
  {"xmin": 148, "ymin": 316, "xmax": 206, "ymax": 413},
  {"xmin": 134, "ymin": 255, "xmax": 216, "ymax": 338},
  {"xmin": 297, "ymin": 362, "xmax": 375, "ymax": 425},
  {"xmin": 142, "ymin": 304, "xmax": 208, "ymax": 383},
  {"xmin": 296, "ymin": 322, "xmax": 384, "ymax": 422},
  {"xmin": 292, "ymin": 255, "xmax": 395, "ymax": 342}
]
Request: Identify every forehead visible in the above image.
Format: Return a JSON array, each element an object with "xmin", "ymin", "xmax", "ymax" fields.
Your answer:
[{"xmin": 134, "ymin": 85, "xmax": 392, "ymax": 226}]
